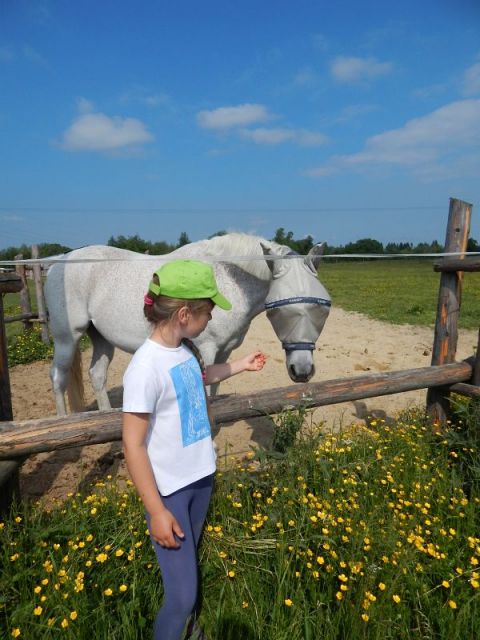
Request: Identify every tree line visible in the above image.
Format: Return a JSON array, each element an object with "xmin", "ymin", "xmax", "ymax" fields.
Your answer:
[{"xmin": 0, "ymin": 229, "xmax": 479, "ymax": 262}]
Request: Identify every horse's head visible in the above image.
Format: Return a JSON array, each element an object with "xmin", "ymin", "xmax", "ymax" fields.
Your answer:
[{"xmin": 262, "ymin": 242, "xmax": 331, "ymax": 383}]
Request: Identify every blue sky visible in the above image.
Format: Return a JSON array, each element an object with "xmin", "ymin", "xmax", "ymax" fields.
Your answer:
[{"xmin": 1, "ymin": 0, "xmax": 480, "ymax": 251}]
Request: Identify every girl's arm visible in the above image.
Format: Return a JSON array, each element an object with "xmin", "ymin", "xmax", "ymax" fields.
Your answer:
[
  {"xmin": 122, "ymin": 412, "xmax": 184, "ymax": 548},
  {"xmin": 205, "ymin": 351, "xmax": 266, "ymax": 385}
]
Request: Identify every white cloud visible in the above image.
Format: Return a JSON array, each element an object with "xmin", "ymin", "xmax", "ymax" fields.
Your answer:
[
  {"xmin": 463, "ymin": 62, "xmax": 480, "ymax": 96},
  {"xmin": 197, "ymin": 104, "xmax": 271, "ymax": 129},
  {"xmin": 307, "ymin": 99, "xmax": 480, "ymax": 177},
  {"xmin": 77, "ymin": 97, "xmax": 94, "ymax": 114},
  {"xmin": 241, "ymin": 128, "xmax": 293, "ymax": 144},
  {"xmin": 61, "ymin": 112, "xmax": 154, "ymax": 152},
  {"xmin": 293, "ymin": 67, "xmax": 318, "ymax": 88},
  {"xmin": 313, "ymin": 33, "xmax": 328, "ymax": 51},
  {"xmin": 23, "ymin": 44, "xmax": 48, "ymax": 66},
  {"xmin": 1, "ymin": 214, "xmax": 23, "ymax": 222},
  {"xmin": 120, "ymin": 86, "xmax": 172, "ymax": 108},
  {"xmin": 330, "ymin": 56, "xmax": 393, "ymax": 85},
  {"xmin": 241, "ymin": 127, "xmax": 328, "ymax": 147}
]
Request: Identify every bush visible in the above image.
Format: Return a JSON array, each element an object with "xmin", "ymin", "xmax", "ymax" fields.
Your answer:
[
  {"xmin": 7, "ymin": 327, "xmax": 54, "ymax": 366},
  {"xmin": 7, "ymin": 329, "xmax": 91, "ymax": 367}
]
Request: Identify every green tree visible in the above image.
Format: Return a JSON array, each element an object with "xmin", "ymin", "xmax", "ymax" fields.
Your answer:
[
  {"xmin": 177, "ymin": 232, "xmax": 190, "ymax": 247},
  {"xmin": 208, "ymin": 230, "xmax": 228, "ymax": 239},
  {"xmin": 0, "ymin": 244, "xmax": 32, "ymax": 261},
  {"xmin": 38, "ymin": 243, "xmax": 72, "ymax": 257},
  {"xmin": 385, "ymin": 242, "xmax": 413, "ymax": 254},
  {"xmin": 344, "ymin": 238, "xmax": 384, "ymax": 254},
  {"xmin": 467, "ymin": 237, "xmax": 480, "ymax": 252}
]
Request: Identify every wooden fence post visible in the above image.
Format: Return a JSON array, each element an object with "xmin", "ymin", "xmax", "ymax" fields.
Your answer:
[
  {"xmin": 15, "ymin": 254, "xmax": 33, "ymax": 332},
  {"xmin": 426, "ymin": 197, "xmax": 473, "ymax": 427},
  {"xmin": 0, "ymin": 273, "xmax": 23, "ymax": 515},
  {"xmin": 31, "ymin": 244, "xmax": 49, "ymax": 344}
]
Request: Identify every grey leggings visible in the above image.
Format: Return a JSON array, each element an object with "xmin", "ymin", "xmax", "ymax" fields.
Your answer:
[{"xmin": 147, "ymin": 474, "xmax": 214, "ymax": 640}]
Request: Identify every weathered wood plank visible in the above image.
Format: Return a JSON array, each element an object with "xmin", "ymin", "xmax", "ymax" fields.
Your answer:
[
  {"xmin": 4, "ymin": 312, "xmax": 37, "ymax": 324},
  {"xmin": 434, "ymin": 257, "xmax": 480, "ymax": 273},
  {"xmin": 0, "ymin": 273, "xmax": 23, "ymax": 294},
  {"xmin": 31, "ymin": 245, "xmax": 49, "ymax": 344},
  {"xmin": 427, "ymin": 198, "xmax": 472, "ymax": 425},
  {"xmin": 0, "ymin": 360, "xmax": 472, "ymax": 460},
  {"xmin": 450, "ymin": 382, "xmax": 480, "ymax": 399},
  {"xmin": 0, "ymin": 288, "xmax": 21, "ymax": 514}
]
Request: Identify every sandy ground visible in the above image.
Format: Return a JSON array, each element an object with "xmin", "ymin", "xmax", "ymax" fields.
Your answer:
[{"xmin": 9, "ymin": 309, "xmax": 478, "ymax": 503}]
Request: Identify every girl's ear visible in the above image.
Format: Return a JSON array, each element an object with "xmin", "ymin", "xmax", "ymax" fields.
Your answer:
[{"xmin": 177, "ymin": 305, "xmax": 190, "ymax": 324}]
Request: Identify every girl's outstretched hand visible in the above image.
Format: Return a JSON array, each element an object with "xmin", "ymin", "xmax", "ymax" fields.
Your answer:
[{"xmin": 243, "ymin": 351, "xmax": 267, "ymax": 371}]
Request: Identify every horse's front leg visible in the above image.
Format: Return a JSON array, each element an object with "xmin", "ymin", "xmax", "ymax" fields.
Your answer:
[{"xmin": 87, "ymin": 325, "xmax": 115, "ymax": 411}]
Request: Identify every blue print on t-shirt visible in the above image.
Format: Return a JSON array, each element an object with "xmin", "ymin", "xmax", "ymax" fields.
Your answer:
[{"xmin": 170, "ymin": 357, "xmax": 211, "ymax": 447}]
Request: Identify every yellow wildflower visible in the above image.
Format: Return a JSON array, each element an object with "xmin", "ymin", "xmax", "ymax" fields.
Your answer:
[{"xmin": 284, "ymin": 599, "xmax": 293, "ymax": 607}]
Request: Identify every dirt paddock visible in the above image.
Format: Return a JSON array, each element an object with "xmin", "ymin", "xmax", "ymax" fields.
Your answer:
[{"xmin": 9, "ymin": 309, "xmax": 477, "ymax": 503}]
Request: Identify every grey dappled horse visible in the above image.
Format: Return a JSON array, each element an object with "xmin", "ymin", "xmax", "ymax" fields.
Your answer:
[{"xmin": 45, "ymin": 233, "xmax": 331, "ymax": 415}]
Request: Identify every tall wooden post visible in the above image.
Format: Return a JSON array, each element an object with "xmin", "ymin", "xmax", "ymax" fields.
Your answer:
[
  {"xmin": 15, "ymin": 254, "xmax": 33, "ymax": 332},
  {"xmin": 0, "ymin": 273, "xmax": 23, "ymax": 515},
  {"xmin": 426, "ymin": 198, "xmax": 473, "ymax": 427},
  {"xmin": 31, "ymin": 244, "xmax": 50, "ymax": 344}
]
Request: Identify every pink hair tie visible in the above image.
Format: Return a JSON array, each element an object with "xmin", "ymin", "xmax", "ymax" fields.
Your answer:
[{"xmin": 144, "ymin": 294, "xmax": 154, "ymax": 306}]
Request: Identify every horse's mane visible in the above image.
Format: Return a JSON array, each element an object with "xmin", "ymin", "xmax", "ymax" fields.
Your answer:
[{"xmin": 181, "ymin": 233, "xmax": 290, "ymax": 279}]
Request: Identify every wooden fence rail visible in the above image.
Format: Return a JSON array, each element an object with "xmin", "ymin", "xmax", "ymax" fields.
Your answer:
[{"xmin": 0, "ymin": 359, "xmax": 473, "ymax": 461}]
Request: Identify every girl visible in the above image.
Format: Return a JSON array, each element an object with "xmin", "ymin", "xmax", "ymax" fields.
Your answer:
[{"xmin": 122, "ymin": 259, "xmax": 266, "ymax": 640}]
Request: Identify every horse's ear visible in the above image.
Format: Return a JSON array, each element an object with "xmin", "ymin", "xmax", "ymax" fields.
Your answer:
[
  {"xmin": 306, "ymin": 242, "xmax": 326, "ymax": 271},
  {"xmin": 260, "ymin": 242, "xmax": 288, "ymax": 276},
  {"xmin": 261, "ymin": 242, "xmax": 276, "ymax": 274}
]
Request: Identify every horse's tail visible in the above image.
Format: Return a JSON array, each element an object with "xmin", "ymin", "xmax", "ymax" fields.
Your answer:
[{"xmin": 67, "ymin": 346, "xmax": 86, "ymax": 413}]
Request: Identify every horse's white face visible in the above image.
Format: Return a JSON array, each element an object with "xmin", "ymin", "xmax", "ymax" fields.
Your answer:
[{"xmin": 263, "ymin": 244, "xmax": 331, "ymax": 383}]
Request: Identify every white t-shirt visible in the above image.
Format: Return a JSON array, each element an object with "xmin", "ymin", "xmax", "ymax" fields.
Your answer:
[{"xmin": 122, "ymin": 339, "xmax": 216, "ymax": 496}]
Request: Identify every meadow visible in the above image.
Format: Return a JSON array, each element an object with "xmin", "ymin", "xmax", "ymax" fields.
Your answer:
[
  {"xmin": 1, "ymin": 258, "xmax": 480, "ymax": 638},
  {"xmin": 1, "ymin": 408, "xmax": 479, "ymax": 639},
  {"xmin": 319, "ymin": 259, "xmax": 480, "ymax": 330}
]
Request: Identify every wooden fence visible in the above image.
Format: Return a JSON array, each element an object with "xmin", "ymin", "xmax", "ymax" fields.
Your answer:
[
  {"xmin": 4, "ymin": 244, "xmax": 49, "ymax": 343},
  {"xmin": 0, "ymin": 197, "xmax": 478, "ymax": 513}
]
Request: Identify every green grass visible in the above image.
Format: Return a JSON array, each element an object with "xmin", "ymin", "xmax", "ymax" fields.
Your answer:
[
  {"xmin": 3, "ymin": 280, "xmax": 40, "ymax": 342},
  {"xmin": 320, "ymin": 259, "xmax": 480, "ymax": 329},
  {"xmin": 1, "ymin": 409, "xmax": 479, "ymax": 639}
]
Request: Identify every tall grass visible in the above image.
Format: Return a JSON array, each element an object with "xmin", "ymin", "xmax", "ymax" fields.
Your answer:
[
  {"xmin": 2, "ymin": 409, "xmax": 479, "ymax": 639},
  {"xmin": 320, "ymin": 259, "xmax": 480, "ymax": 329}
]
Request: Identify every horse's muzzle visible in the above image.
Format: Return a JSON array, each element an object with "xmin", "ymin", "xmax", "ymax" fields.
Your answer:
[{"xmin": 288, "ymin": 365, "xmax": 315, "ymax": 382}]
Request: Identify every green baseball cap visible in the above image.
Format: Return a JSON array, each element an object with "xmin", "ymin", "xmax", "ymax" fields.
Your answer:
[{"xmin": 148, "ymin": 259, "xmax": 232, "ymax": 310}]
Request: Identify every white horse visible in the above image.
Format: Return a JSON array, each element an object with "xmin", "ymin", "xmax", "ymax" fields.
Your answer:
[{"xmin": 45, "ymin": 233, "xmax": 331, "ymax": 415}]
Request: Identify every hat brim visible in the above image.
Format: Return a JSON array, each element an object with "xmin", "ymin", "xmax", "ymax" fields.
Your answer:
[{"xmin": 212, "ymin": 292, "xmax": 232, "ymax": 310}]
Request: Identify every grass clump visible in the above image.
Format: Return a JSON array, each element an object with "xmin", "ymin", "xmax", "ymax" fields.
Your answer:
[{"xmin": 1, "ymin": 411, "xmax": 479, "ymax": 639}]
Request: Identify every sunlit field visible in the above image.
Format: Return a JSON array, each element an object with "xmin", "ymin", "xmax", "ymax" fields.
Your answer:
[
  {"xmin": 1, "ymin": 408, "xmax": 479, "ymax": 639},
  {"xmin": 320, "ymin": 259, "xmax": 480, "ymax": 329}
]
